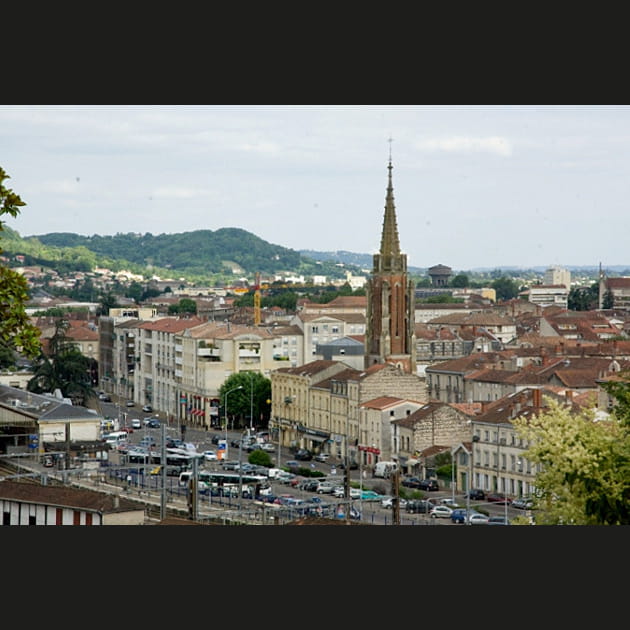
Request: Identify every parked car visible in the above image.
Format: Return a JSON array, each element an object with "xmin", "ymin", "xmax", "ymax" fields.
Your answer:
[
  {"xmin": 146, "ymin": 419, "xmax": 160, "ymax": 428},
  {"xmin": 126, "ymin": 400, "xmax": 135, "ymax": 407},
  {"xmin": 130, "ymin": 418, "xmax": 142, "ymax": 430},
  {"xmin": 142, "ymin": 404, "xmax": 153, "ymax": 413},
  {"xmin": 316, "ymin": 481, "xmax": 337, "ymax": 494},
  {"xmin": 99, "ymin": 393, "xmax": 112, "ymax": 402},
  {"xmin": 429, "ymin": 505, "xmax": 453, "ymax": 519},
  {"xmin": 451, "ymin": 508, "xmax": 473, "ymax": 524},
  {"xmin": 401, "ymin": 476, "xmax": 423, "ymax": 489},
  {"xmin": 294, "ymin": 448, "xmax": 313, "ymax": 461},
  {"xmin": 277, "ymin": 472, "xmax": 297, "ymax": 484},
  {"xmin": 299, "ymin": 479, "xmax": 320, "ymax": 492},
  {"xmin": 360, "ymin": 490, "xmax": 383, "ymax": 501},
  {"xmin": 418, "ymin": 478, "xmax": 439, "ymax": 491},
  {"xmin": 512, "ymin": 497, "xmax": 534, "ymax": 510},
  {"xmin": 203, "ymin": 450, "xmax": 217, "ymax": 461},
  {"xmin": 466, "ymin": 488, "xmax": 486, "ymax": 500},
  {"xmin": 486, "ymin": 492, "xmax": 512, "ymax": 505},
  {"xmin": 284, "ymin": 460, "xmax": 300, "ymax": 471},
  {"xmin": 440, "ymin": 497, "xmax": 460, "ymax": 508},
  {"xmin": 260, "ymin": 442, "xmax": 275, "ymax": 453},
  {"xmin": 338, "ymin": 460, "xmax": 358, "ymax": 470},
  {"xmin": 405, "ymin": 499, "xmax": 432, "ymax": 514},
  {"xmin": 381, "ymin": 496, "xmax": 408, "ymax": 510},
  {"xmin": 488, "ymin": 515, "xmax": 511, "ymax": 525},
  {"xmin": 221, "ymin": 460, "xmax": 240, "ymax": 471},
  {"xmin": 314, "ymin": 452, "xmax": 329, "ymax": 462},
  {"xmin": 468, "ymin": 512, "xmax": 490, "ymax": 525}
]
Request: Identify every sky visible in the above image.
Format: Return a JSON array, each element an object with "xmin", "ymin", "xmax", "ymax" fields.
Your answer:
[{"xmin": 1, "ymin": 104, "xmax": 629, "ymax": 272}]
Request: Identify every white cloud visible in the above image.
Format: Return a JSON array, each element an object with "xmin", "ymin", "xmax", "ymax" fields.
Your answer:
[
  {"xmin": 415, "ymin": 136, "xmax": 513, "ymax": 156},
  {"xmin": 42, "ymin": 179, "xmax": 82, "ymax": 194},
  {"xmin": 151, "ymin": 187, "xmax": 216, "ymax": 200}
]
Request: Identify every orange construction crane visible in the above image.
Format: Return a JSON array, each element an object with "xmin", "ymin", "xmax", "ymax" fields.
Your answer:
[{"xmin": 254, "ymin": 272, "xmax": 261, "ymax": 325}]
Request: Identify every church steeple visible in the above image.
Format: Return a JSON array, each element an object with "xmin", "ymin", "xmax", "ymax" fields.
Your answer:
[
  {"xmin": 364, "ymin": 147, "xmax": 416, "ymax": 374},
  {"xmin": 379, "ymin": 157, "xmax": 402, "ymax": 261}
]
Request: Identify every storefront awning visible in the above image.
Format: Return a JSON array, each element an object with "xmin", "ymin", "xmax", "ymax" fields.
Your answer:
[{"xmin": 306, "ymin": 434, "xmax": 327, "ymax": 443}]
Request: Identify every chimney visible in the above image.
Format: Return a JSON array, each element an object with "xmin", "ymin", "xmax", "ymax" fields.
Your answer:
[{"xmin": 532, "ymin": 388, "xmax": 542, "ymax": 408}]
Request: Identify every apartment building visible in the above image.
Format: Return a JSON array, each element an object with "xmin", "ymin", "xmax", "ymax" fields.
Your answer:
[
  {"xmin": 270, "ymin": 359, "xmax": 427, "ymax": 469},
  {"xmin": 133, "ymin": 316, "xmax": 205, "ymax": 419},
  {"xmin": 452, "ymin": 388, "xmax": 576, "ymax": 499},
  {"xmin": 292, "ymin": 311, "xmax": 366, "ymax": 364},
  {"xmin": 523, "ymin": 284, "xmax": 570, "ymax": 308},
  {"xmin": 175, "ymin": 320, "xmax": 303, "ymax": 429}
]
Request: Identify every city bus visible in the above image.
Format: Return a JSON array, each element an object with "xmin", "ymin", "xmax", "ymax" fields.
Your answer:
[
  {"xmin": 178, "ymin": 470, "xmax": 268, "ymax": 496},
  {"xmin": 126, "ymin": 448, "xmax": 203, "ymax": 469}
]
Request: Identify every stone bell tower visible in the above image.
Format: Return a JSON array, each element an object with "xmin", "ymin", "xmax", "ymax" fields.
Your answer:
[{"xmin": 364, "ymin": 151, "xmax": 416, "ymax": 374}]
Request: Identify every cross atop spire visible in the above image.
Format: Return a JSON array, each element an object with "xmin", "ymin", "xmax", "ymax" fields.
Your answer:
[{"xmin": 379, "ymin": 146, "xmax": 401, "ymax": 265}]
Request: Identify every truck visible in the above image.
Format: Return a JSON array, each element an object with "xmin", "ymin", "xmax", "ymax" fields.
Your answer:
[{"xmin": 373, "ymin": 460, "xmax": 398, "ymax": 478}]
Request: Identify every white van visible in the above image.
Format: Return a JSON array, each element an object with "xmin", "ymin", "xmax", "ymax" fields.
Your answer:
[
  {"xmin": 374, "ymin": 460, "xmax": 398, "ymax": 478},
  {"xmin": 103, "ymin": 431, "xmax": 129, "ymax": 446}
]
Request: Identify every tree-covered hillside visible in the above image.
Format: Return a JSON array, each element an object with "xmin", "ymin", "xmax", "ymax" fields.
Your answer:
[{"xmin": 2, "ymin": 227, "xmax": 363, "ymax": 281}]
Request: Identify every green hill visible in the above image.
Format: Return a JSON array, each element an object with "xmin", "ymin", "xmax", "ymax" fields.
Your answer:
[{"xmin": 1, "ymin": 227, "xmax": 364, "ymax": 282}]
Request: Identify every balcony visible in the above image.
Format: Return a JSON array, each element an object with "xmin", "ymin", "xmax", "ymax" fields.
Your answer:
[
  {"xmin": 238, "ymin": 348, "xmax": 260, "ymax": 358},
  {"xmin": 198, "ymin": 347, "xmax": 220, "ymax": 357}
]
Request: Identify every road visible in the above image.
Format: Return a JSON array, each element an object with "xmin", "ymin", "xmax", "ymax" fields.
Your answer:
[{"xmin": 97, "ymin": 399, "xmax": 528, "ymax": 525}]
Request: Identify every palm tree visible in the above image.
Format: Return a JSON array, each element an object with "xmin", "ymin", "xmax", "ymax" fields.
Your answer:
[{"xmin": 27, "ymin": 319, "xmax": 95, "ymax": 406}]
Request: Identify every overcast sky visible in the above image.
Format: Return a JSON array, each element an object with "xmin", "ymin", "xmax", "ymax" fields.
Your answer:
[{"xmin": 1, "ymin": 104, "xmax": 629, "ymax": 272}]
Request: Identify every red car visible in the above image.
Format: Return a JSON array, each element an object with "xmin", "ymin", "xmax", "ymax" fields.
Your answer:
[{"xmin": 486, "ymin": 492, "xmax": 512, "ymax": 505}]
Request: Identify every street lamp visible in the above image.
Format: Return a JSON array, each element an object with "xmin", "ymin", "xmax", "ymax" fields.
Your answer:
[
  {"xmin": 499, "ymin": 436, "xmax": 508, "ymax": 523},
  {"xmin": 451, "ymin": 447, "xmax": 455, "ymax": 506},
  {"xmin": 223, "ymin": 385, "xmax": 244, "ymax": 460},
  {"xmin": 248, "ymin": 371, "xmax": 254, "ymax": 436},
  {"xmin": 466, "ymin": 434, "xmax": 480, "ymax": 525}
]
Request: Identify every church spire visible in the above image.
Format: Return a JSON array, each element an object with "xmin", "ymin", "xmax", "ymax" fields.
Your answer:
[
  {"xmin": 379, "ymin": 154, "xmax": 402, "ymax": 258},
  {"xmin": 375, "ymin": 141, "xmax": 405, "ymax": 273},
  {"xmin": 365, "ymin": 142, "xmax": 415, "ymax": 374}
]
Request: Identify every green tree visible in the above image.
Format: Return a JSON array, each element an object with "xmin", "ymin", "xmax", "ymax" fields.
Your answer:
[
  {"xmin": 491, "ymin": 276, "xmax": 520, "ymax": 301},
  {"xmin": 0, "ymin": 340, "xmax": 16, "ymax": 369},
  {"xmin": 168, "ymin": 297, "xmax": 197, "ymax": 315},
  {"xmin": 248, "ymin": 449, "xmax": 273, "ymax": 467},
  {"xmin": 218, "ymin": 372, "xmax": 272, "ymax": 430},
  {"xmin": 27, "ymin": 319, "xmax": 95, "ymax": 405},
  {"xmin": 98, "ymin": 291, "xmax": 120, "ymax": 316},
  {"xmin": 512, "ymin": 393, "xmax": 630, "ymax": 525},
  {"xmin": 602, "ymin": 289, "xmax": 615, "ymax": 309},
  {"xmin": 0, "ymin": 167, "xmax": 42, "ymax": 359},
  {"xmin": 125, "ymin": 281, "xmax": 144, "ymax": 303},
  {"xmin": 568, "ymin": 283, "xmax": 599, "ymax": 311},
  {"xmin": 450, "ymin": 273, "xmax": 469, "ymax": 288}
]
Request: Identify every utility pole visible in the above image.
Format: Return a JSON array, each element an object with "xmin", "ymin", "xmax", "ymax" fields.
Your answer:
[
  {"xmin": 188, "ymin": 455, "xmax": 198, "ymax": 521},
  {"xmin": 344, "ymin": 413, "xmax": 350, "ymax": 523},
  {"xmin": 160, "ymin": 421, "xmax": 167, "ymax": 521},
  {"xmin": 391, "ymin": 468, "xmax": 401, "ymax": 525}
]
